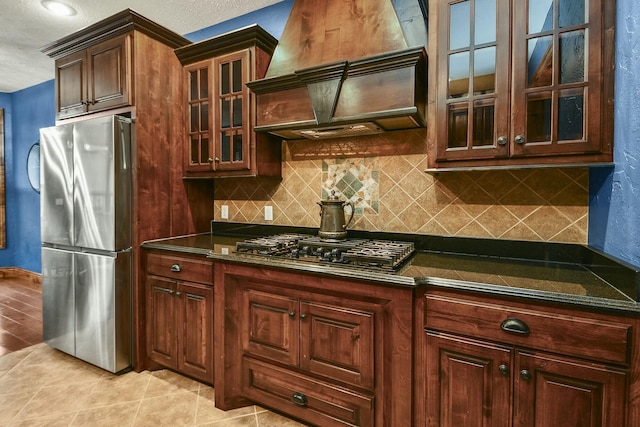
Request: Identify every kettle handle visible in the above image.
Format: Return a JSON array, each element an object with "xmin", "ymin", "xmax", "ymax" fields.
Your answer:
[
  {"xmin": 317, "ymin": 201, "xmax": 323, "ymax": 217},
  {"xmin": 343, "ymin": 200, "xmax": 355, "ymax": 230}
]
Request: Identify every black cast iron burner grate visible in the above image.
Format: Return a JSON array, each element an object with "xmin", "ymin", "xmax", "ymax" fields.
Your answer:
[{"xmin": 235, "ymin": 234, "xmax": 415, "ymax": 271}]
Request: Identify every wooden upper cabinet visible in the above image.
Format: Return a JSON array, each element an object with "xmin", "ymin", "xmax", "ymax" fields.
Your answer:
[
  {"xmin": 42, "ymin": 9, "xmax": 189, "ymax": 121},
  {"xmin": 54, "ymin": 34, "xmax": 131, "ymax": 119},
  {"xmin": 176, "ymin": 25, "xmax": 282, "ymax": 178},
  {"xmin": 428, "ymin": 0, "xmax": 615, "ymax": 169}
]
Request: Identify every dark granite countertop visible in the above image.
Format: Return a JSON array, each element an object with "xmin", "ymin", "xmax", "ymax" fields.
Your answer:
[{"xmin": 142, "ymin": 223, "xmax": 640, "ymax": 313}]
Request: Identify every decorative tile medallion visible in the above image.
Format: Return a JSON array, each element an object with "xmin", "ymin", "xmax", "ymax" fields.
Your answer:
[{"xmin": 321, "ymin": 158, "xmax": 379, "ymax": 215}]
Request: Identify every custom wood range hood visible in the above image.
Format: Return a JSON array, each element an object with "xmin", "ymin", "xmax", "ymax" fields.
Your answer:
[{"xmin": 246, "ymin": 0, "xmax": 428, "ymax": 140}]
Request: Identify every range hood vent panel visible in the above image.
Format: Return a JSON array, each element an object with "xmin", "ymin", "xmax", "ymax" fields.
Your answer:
[{"xmin": 247, "ymin": 0, "xmax": 428, "ymax": 140}]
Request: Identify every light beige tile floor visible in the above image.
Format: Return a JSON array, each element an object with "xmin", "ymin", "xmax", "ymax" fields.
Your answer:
[{"xmin": 0, "ymin": 344, "xmax": 308, "ymax": 427}]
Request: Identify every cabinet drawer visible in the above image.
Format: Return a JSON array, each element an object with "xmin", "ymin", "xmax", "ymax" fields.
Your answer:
[
  {"xmin": 425, "ymin": 293, "xmax": 632, "ymax": 365},
  {"xmin": 242, "ymin": 357, "xmax": 374, "ymax": 427},
  {"xmin": 147, "ymin": 253, "xmax": 213, "ymax": 284}
]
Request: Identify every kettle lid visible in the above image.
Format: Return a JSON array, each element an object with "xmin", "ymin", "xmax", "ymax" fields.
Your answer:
[{"xmin": 322, "ymin": 190, "xmax": 342, "ymax": 202}]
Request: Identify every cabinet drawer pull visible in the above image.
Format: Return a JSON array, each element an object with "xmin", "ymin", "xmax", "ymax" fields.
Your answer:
[
  {"xmin": 500, "ymin": 318, "xmax": 530, "ymax": 335},
  {"xmin": 300, "ymin": 313, "xmax": 307, "ymax": 320},
  {"xmin": 170, "ymin": 264, "xmax": 181, "ymax": 272},
  {"xmin": 498, "ymin": 364, "xmax": 509, "ymax": 376},
  {"xmin": 288, "ymin": 311, "xmax": 296, "ymax": 319},
  {"xmin": 175, "ymin": 291, "xmax": 182, "ymax": 297},
  {"xmin": 520, "ymin": 369, "xmax": 531, "ymax": 381},
  {"xmin": 497, "ymin": 136, "xmax": 507, "ymax": 146},
  {"xmin": 291, "ymin": 392, "xmax": 307, "ymax": 406}
]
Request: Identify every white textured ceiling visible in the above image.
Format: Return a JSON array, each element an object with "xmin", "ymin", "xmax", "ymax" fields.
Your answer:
[{"xmin": 0, "ymin": 0, "xmax": 282, "ymax": 93}]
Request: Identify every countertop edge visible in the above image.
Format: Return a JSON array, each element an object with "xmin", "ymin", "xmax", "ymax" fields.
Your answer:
[
  {"xmin": 419, "ymin": 277, "xmax": 640, "ymax": 314},
  {"xmin": 206, "ymin": 252, "xmax": 419, "ymax": 288}
]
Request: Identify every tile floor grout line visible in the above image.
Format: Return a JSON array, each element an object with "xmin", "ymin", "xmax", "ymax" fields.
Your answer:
[
  {"xmin": 132, "ymin": 371, "xmax": 153, "ymax": 425},
  {"xmin": 8, "ymin": 384, "xmax": 45, "ymax": 425}
]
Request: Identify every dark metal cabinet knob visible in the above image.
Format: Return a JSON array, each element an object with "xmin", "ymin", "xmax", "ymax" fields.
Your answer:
[
  {"xmin": 170, "ymin": 264, "xmax": 181, "ymax": 272},
  {"xmin": 300, "ymin": 313, "xmax": 307, "ymax": 320},
  {"xmin": 515, "ymin": 135, "xmax": 526, "ymax": 144},
  {"xmin": 291, "ymin": 392, "xmax": 307, "ymax": 406},
  {"xmin": 288, "ymin": 311, "xmax": 296, "ymax": 319},
  {"xmin": 498, "ymin": 364, "xmax": 510, "ymax": 376},
  {"xmin": 520, "ymin": 369, "xmax": 532, "ymax": 381},
  {"xmin": 497, "ymin": 136, "xmax": 508, "ymax": 146}
]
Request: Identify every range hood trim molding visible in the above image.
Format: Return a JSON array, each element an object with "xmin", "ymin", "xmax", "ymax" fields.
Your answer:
[
  {"xmin": 247, "ymin": 47, "xmax": 426, "ymax": 93},
  {"xmin": 253, "ymin": 105, "xmax": 423, "ymax": 134},
  {"xmin": 347, "ymin": 46, "xmax": 427, "ymax": 77}
]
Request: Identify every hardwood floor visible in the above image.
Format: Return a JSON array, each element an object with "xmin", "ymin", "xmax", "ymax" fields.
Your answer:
[{"xmin": 0, "ymin": 270, "xmax": 43, "ymax": 356}]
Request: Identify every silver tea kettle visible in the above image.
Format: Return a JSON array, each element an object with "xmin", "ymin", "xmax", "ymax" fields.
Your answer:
[{"xmin": 317, "ymin": 190, "xmax": 354, "ymax": 241}]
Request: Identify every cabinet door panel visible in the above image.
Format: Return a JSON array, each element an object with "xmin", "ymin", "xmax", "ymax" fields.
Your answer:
[
  {"xmin": 56, "ymin": 51, "xmax": 87, "ymax": 118},
  {"xmin": 426, "ymin": 331, "xmax": 512, "ymax": 427},
  {"xmin": 300, "ymin": 301, "xmax": 375, "ymax": 389},
  {"xmin": 241, "ymin": 288, "xmax": 299, "ymax": 366},
  {"xmin": 87, "ymin": 35, "xmax": 131, "ymax": 113},
  {"xmin": 434, "ymin": 0, "xmax": 510, "ymax": 162},
  {"xmin": 514, "ymin": 351, "xmax": 627, "ymax": 427},
  {"xmin": 178, "ymin": 282, "xmax": 214, "ymax": 384},
  {"xmin": 147, "ymin": 276, "xmax": 176, "ymax": 367},
  {"xmin": 185, "ymin": 61, "xmax": 214, "ymax": 172},
  {"xmin": 511, "ymin": 0, "xmax": 603, "ymax": 157},
  {"xmin": 213, "ymin": 50, "xmax": 251, "ymax": 171}
]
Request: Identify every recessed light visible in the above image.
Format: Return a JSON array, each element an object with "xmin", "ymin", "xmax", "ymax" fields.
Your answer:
[{"xmin": 41, "ymin": 0, "xmax": 77, "ymax": 16}]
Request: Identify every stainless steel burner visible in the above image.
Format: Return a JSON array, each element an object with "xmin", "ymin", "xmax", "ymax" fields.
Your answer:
[{"xmin": 235, "ymin": 234, "xmax": 415, "ymax": 271}]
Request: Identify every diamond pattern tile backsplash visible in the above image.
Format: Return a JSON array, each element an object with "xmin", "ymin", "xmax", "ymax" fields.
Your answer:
[{"xmin": 213, "ymin": 129, "xmax": 589, "ymax": 243}]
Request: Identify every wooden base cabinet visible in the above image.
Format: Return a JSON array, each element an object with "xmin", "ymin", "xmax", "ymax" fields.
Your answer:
[
  {"xmin": 145, "ymin": 251, "xmax": 214, "ymax": 384},
  {"xmin": 421, "ymin": 289, "xmax": 636, "ymax": 427},
  {"xmin": 214, "ymin": 262, "xmax": 414, "ymax": 427},
  {"xmin": 426, "ymin": 331, "xmax": 627, "ymax": 427}
]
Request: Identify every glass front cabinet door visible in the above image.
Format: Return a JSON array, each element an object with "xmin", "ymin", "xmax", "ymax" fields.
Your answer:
[
  {"xmin": 186, "ymin": 62, "xmax": 212, "ymax": 172},
  {"xmin": 214, "ymin": 50, "xmax": 251, "ymax": 172},
  {"xmin": 428, "ymin": 0, "xmax": 615, "ymax": 169}
]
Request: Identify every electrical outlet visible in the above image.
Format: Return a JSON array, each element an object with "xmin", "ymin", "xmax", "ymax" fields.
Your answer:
[
  {"xmin": 264, "ymin": 205, "xmax": 273, "ymax": 221},
  {"xmin": 221, "ymin": 205, "xmax": 229, "ymax": 219}
]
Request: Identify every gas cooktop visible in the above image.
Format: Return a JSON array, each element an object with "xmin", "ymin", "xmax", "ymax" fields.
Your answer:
[{"xmin": 235, "ymin": 234, "xmax": 415, "ymax": 271}]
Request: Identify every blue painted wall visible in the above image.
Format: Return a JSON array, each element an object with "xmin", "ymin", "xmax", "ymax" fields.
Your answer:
[
  {"xmin": 589, "ymin": 0, "xmax": 640, "ymax": 269},
  {"xmin": 0, "ymin": 81, "xmax": 55, "ymax": 271},
  {"xmin": 185, "ymin": 0, "xmax": 293, "ymax": 41}
]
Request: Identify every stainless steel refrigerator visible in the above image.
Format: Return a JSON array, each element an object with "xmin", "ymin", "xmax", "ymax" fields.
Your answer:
[{"xmin": 40, "ymin": 115, "xmax": 132, "ymax": 373}]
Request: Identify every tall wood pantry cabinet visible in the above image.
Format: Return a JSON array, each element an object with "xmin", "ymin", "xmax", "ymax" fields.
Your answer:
[
  {"xmin": 41, "ymin": 9, "xmax": 213, "ymax": 370},
  {"xmin": 174, "ymin": 25, "xmax": 281, "ymax": 178},
  {"xmin": 427, "ymin": 0, "xmax": 616, "ymax": 169}
]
